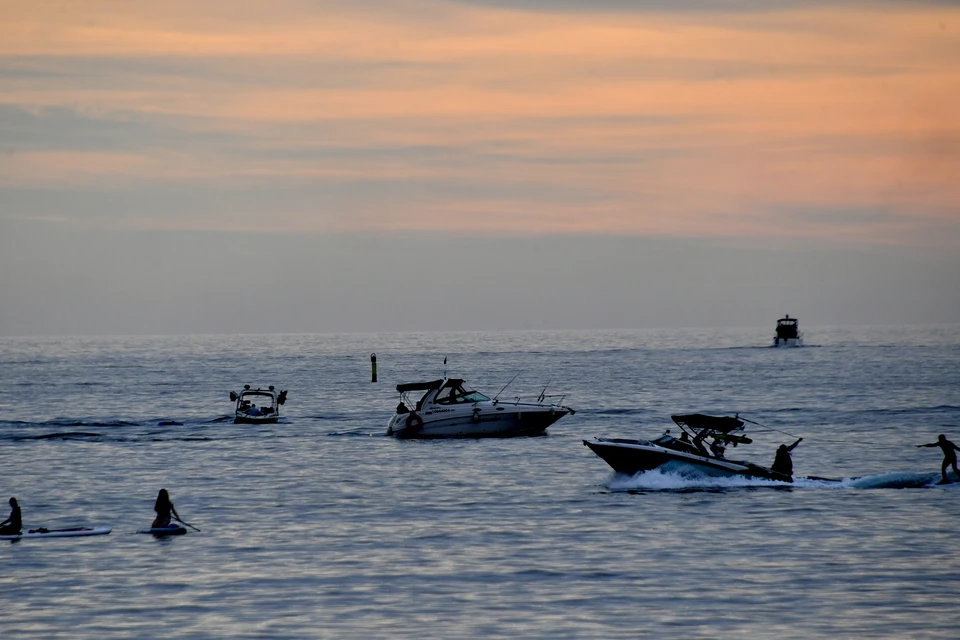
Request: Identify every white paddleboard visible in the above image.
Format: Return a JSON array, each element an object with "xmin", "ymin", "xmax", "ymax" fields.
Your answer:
[{"xmin": 1, "ymin": 526, "xmax": 112, "ymax": 540}]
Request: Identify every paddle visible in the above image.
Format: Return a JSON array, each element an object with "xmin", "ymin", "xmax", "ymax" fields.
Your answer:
[{"xmin": 174, "ymin": 515, "xmax": 201, "ymax": 532}]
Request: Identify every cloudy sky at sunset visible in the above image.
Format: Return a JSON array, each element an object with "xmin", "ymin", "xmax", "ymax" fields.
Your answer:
[{"xmin": 1, "ymin": 0, "xmax": 958, "ymax": 335}]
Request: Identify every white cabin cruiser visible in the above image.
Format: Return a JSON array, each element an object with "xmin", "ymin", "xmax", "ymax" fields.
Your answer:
[
  {"xmin": 773, "ymin": 315, "xmax": 803, "ymax": 347},
  {"xmin": 386, "ymin": 377, "xmax": 574, "ymax": 439},
  {"xmin": 230, "ymin": 385, "xmax": 287, "ymax": 424}
]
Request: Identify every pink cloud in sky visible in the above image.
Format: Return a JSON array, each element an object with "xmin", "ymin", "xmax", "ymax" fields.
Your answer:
[{"xmin": 1, "ymin": 1, "xmax": 958, "ymax": 245}]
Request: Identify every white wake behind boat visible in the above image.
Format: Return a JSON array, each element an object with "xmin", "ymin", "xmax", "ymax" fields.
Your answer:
[
  {"xmin": 386, "ymin": 377, "xmax": 574, "ymax": 439},
  {"xmin": 1, "ymin": 526, "xmax": 112, "ymax": 540}
]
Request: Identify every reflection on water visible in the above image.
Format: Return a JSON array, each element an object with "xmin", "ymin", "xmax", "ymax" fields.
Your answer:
[{"xmin": 2, "ymin": 326, "xmax": 960, "ymax": 638}]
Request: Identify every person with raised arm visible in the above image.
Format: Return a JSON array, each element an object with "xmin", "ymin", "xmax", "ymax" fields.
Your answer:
[
  {"xmin": 917, "ymin": 434, "xmax": 960, "ymax": 484},
  {"xmin": 770, "ymin": 438, "xmax": 803, "ymax": 478}
]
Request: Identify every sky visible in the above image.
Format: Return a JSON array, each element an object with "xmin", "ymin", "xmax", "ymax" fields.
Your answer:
[{"xmin": 1, "ymin": 0, "xmax": 958, "ymax": 335}]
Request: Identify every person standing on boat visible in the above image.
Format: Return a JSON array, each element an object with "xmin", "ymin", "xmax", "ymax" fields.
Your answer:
[
  {"xmin": 0, "ymin": 497, "xmax": 22, "ymax": 535},
  {"xmin": 916, "ymin": 434, "xmax": 960, "ymax": 483},
  {"xmin": 152, "ymin": 489, "xmax": 181, "ymax": 528},
  {"xmin": 770, "ymin": 438, "xmax": 803, "ymax": 478}
]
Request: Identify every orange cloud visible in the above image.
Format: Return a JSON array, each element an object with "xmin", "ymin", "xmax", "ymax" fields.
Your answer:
[{"xmin": 1, "ymin": 1, "xmax": 958, "ymax": 244}]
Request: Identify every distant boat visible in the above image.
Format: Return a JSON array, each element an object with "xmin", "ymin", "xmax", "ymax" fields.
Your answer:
[
  {"xmin": 230, "ymin": 385, "xmax": 287, "ymax": 424},
  {"xmin": 773, "ymin": 314, "xmax": 803, "ymax": 347}
]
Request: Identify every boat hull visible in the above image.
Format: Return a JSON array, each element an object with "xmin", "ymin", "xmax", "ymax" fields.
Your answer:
[
  {"xmin": 583, "ymin": 438, "xmax": 792, "ymax": 482},
  {"xmin": 773, "ymin": 338, "xmax": 802, "ymax": 347},
  {"xmin": 234, "ymin": 414, "xmax": 279, "ymax": 425},
  {"xmin": 389, "ymin": 406, "xmax": 569, "ymax": 439}
]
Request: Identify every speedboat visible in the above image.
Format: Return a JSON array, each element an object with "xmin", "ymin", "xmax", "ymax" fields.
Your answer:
[
  {"xmin": 583, "ymin": 414, "xmax": 794, "ymax": 482},
  {"xmin": 386, "ymin": 377, "xmax": 574, "ymax": 438},
  {"xmin": 230, "ymin": 385, "xmax": 287, "ymax": 424},
  {"xmin": 773, "ymin": 314, "xmax": 803, "ymax": 347}
]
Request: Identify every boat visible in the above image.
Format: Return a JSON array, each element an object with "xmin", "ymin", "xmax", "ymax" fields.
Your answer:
[
  {"xmin": 386, "ymin": 377, "xmax": 574, "ymax": 438},
  {"xmin": 230, "ymin": 385, "xmax": 287, "ymax": 424},
  {"xmin": 773, "ymin": 314, "xmax": 803, "ymax": 347},
  {"xmin": 137, "ymin": 524, "xmax": 187, "ymax": 536},
  {"xmin": 583, "ymin": 414, "xmax": 794, "ymax": 482},
  {"xmin": 1, "ymin": 526, "xmax": 112, "ymax": 540}
]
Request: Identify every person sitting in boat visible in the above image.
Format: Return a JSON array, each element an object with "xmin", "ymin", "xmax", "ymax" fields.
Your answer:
[
  {"xmin": 247, "ymin": 404, "xmax": 262, "ymax": 416},
  {"xmin": 691, "ymin": 432, "xmax": 710, "ymax": 457},
  {"xmin": 151, "ymin": 488, "xmax": 181, "ymax": 528},
  {"xmin": 916, "ymin": 434, "xmax": 960, "ymax": 483},
  {"xmin": 771, "ymin": 438, "xmax": 803, "ymax": 478},
  {"xmin": 396, "ymin": 401, "xmax": 409, "ymax": 414},
  {"xmin": 674, "ymin": 431, "xmax": 699, "ymax": 455},
  {"xmin": 710, "ymin": 438, "xmax": 726, "ymax": 459},
  {"xmin": 0, "ymin": 497, "xmax": 22, "ymax": 535}
]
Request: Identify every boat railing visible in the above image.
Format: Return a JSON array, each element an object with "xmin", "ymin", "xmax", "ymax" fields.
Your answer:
[{"xmin": 495, "ymin": 393, "xmax": 567, "ymax": 407}]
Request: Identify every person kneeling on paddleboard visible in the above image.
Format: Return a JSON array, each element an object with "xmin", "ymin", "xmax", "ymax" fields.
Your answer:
[
  {"xmin": 917, "ymin": 434, "xmax": 960, "ymax": 484},
  {"xmin": 0, "ymin": 497, "xmax": 22, "ymax": 535},
  {"xmin": 152, "ymin": 489, "xmax": 181, "ymax": 528}
]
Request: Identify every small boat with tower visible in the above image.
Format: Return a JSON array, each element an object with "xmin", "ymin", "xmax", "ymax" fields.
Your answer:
[
  {"xmin": 230, "ymin": 385, "xmax": 287, "ymax": 424},
  {"xmin": 583, "ymin": 414, "xmax": 795, "ymax": 482}
]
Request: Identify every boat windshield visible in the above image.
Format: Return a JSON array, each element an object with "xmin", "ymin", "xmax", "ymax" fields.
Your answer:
[
  {"xmin": 238, "ymin": 391, "xmax": 277, "ymax": 411},
  {"xmin": 433, "ymin": 383, "xmax": 490, "ymax": 405}
]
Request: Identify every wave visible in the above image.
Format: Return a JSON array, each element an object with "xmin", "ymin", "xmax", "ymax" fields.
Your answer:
[
  {"xmin": 14, "ymin": 431, "xmax": 102, "ymax": 441},
  {"xmin": 858, "ymin": 405, "xmax": 960, "ymax": 417},
  {"xmin": 589, "ymin": 408, "xmax": 654, "ymax": 417},
  {"xmin": 605, "ymin": 468, "xmax": 959, "ymax": 492},
  {"xmin": 606, "ymin": 468, "xmax": 788, "ymax": 491},
  {"xmin": 325, "ymin": 429, "xmax": 385, "ymax": 437},
  {"xmin": 35, "ymin": 419, "xmax": 140, "ymax": 428}
]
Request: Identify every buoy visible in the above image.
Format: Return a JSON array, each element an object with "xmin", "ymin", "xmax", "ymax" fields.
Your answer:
[{"xmin": 371, "ymin": 353, "xmax": 378, "ymax": 383}]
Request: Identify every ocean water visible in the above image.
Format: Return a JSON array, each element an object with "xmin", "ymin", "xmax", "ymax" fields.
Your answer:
[{"xmin": 1, "ymin": 325, "xmax": 959, "ymax": 639}]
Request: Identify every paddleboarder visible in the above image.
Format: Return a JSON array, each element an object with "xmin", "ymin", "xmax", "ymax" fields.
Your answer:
[
  {"xmin": 916, "ymin": 434, "xmax": 960, "ymax": 483},
  {"xmin": 0, "ymin": 497, "xmax": 22, "ymax": 535},
  {"xmin": 151, "ymin": 489, "xmax": 181, "ymax": 528},
  {"xmin": 770, "ymin": 438, "xmax": 803, "ymax": 478}
]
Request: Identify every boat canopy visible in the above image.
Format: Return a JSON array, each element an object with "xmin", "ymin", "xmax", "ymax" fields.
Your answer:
[
  {"xmin": 777, "ymin": 316, "xmax": 798, "ymax": 325},
  {"xmin": 240, "ymin": 389, "xmax": 276, "ymax": 398},
  {"xmin": 396, "ymin": 379, "xmax": 463, "ymax": 393},
  {"xmin": 671, "ymin": 414, "xmax": 744, "ymax": 434}
]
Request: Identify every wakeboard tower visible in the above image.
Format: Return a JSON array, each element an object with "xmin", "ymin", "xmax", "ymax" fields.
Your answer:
[{"xmin": 583, "ymin": 413, "xmax": 794, "ymax": 483}]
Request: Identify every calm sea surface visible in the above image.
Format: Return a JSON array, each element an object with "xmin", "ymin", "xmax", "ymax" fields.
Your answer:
[{"xmin": 1, "ymin": 326, "xmax": 959, "ymax": 638}]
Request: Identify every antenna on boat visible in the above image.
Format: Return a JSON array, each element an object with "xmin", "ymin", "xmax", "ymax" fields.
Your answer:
[
  {"xmin": 493, "ymin": 369, "xmax": 524, "ymax": 403},
  {"xmin": 537, "ymin": 378, "xmax": 553, "ymax": 404}
]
